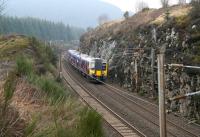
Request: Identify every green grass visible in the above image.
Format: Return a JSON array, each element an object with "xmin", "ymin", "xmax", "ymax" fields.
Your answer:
[
  {"xmin": 0, "ymin": 71, "xmax": 19, "ymax": 137},
  {"xmin": 26, "ymin": 106, "xmax": 104, "ymax": 137},
  {"xmin": 0, "ymin": 36, "xmax": 29, "ymax": 61},
  {"xmin": 25, "ymin": 115, "xmax": 40, "ymax": 137},
  {"xmin": 30, "ymin": 37, "xmax": 57, "ymax": 66},
  {"xmin": 175, "ymin": 15, "xmax": 189, "ymax": 28},
  {"xmin": 1, "ymin": 36, "xmax": 104, "ymax": 137},
  {"xmin": 15, "ymin": 55, "xmax": 68, "ymax": 105},
  {"xmin": 35, "ymin": 76, "xmax": 68, "ymax": 104},
  {"xmin": 2, "ymin": 71, "xmax": 17, "ymax": 114},
  {"xmin": 78, "ymin": 108, "xmax": 104, "ymax": 137},
  {"xmin": 16, "ymin": 55, "xmax": 34, "ymax": 76}
]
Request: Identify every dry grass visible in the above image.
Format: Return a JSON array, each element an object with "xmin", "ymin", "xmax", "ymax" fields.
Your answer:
[
  {"xmin": 0, "ymin": 35, "xmax": 104, "ymax": 137},
  {"xmin": 0, "ymin": 77, "xmax": 26, "ymax": 137},
  {"xmin": 151, "ymin": 5, "xmax": 192, "ymax": 25},
  {"xmin": 99, "ymin": 18, "xmax": 124, "ymax": 29},
  {"xmin": 0, "ymin": 36, "xmax": 29, "ymax": 61},
  {"xmin": 11, "ymin": 79, "xmax": 46, "ymax": 121}
]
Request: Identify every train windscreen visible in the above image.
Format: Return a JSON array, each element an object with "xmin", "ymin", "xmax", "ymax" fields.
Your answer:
[
  {"xmin": 95, "ymin": 59, "xmax": 103, "ymax": 70},
  {"xmin": 102, "ymin": 63, "xmax": 106, "ymax": 70}
]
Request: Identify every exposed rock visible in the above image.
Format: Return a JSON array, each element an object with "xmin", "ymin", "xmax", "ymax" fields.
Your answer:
[{"xmin": 80, "ymin": 5, "xmax": 200, "ymax": 121}]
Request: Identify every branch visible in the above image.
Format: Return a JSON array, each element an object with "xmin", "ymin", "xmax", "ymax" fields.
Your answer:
[{"xmin": 0, "ymin": 0, "xmax": 7, "ymax": 16}]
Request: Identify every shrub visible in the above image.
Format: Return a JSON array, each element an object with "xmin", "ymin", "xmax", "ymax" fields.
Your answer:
[
  {"xmin": 142, "ymin": 7, "xmax": 150, "ymax": 12},
  {"xmin": 2, "ymin": 71, "xmax": 17, "ymax": 114},
  {"xmin": 15, "ymin": 55, "xmax": 67, "ymax": 104},
  {"xmin": 78, "ymin": 108, "xmax": 103, "ymax": 137},
  {"xmin": 24, "ymin": 115, "xmax": 39, "ymax": 136},
  {"xmin": 31, "ymin": 37, "xmax": 57, "ymax": 66},
  {"xmin": 190, "ymin": 0, "xmax": 200, "ymax": 19},
  {"xmin": 0, "ymin": 71, "xmax": 23, "ymax": 137},
  {"xmin": 123, "ymin": 11, "xmax": 129, "ymax": 19},
  {"xmin": 16, "ymin": 55, "xmax": 33, "ymax": 76},
  {"xmin": 36, "ymin": 76, "xmax": 68, "ymax": 104}
]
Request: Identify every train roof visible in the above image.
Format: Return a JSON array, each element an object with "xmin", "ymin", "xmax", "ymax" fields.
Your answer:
[{"xmin": 68, "ymin": 50, "xmax": 106, "ymax": 63}]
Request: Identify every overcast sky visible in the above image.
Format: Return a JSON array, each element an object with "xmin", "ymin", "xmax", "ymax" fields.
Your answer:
[
  {"xmin": 5, "ymin": 0, "xmax": 192, "ymax": 27},
  {"xmin": 101, "ymin": 0, "xmax": 191, "ymax": 12}
]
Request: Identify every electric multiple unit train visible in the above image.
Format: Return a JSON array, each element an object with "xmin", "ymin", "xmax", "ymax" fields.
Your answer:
[{"xmin": 66, "ymin": 50, "xmax": 108, "ymax": 81}]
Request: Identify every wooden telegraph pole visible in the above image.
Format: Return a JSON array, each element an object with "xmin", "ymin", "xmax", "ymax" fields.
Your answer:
[{"xmin": 157, "ymin": 46, "xmax": 167, "ymax": 137}]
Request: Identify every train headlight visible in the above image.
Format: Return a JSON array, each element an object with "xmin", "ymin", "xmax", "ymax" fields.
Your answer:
[{"xmin": 89, "ymin": 69, "xmax": 95, "ymax": 75}]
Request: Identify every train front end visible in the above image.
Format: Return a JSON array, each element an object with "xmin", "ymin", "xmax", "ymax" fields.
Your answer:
[{"xmin": 88, "ymin": 58, "xmax": 108, "ymax": 81}]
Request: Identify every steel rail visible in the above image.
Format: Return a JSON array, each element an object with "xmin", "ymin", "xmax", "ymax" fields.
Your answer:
[
  {"xmin": 63, "ymin": 57, "xmax": 200, "ymax": 137},
  {"xmin": 62, "ymin": 61, "xmax": 146, "ymax": 137},
  {"xmin": 101, "ymin": 82, "xmax": 200, "ymax": 137}
]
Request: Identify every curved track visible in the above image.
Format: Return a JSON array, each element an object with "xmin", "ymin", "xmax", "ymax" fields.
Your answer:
[
  {"xmin": 62, "ymin": 61, "xmax": 146, "ymax": 137},
  {"xmin": 101, "ymin": 84, "xmax": 200, "ymax": 137},
  {"xmin": 63, "ymin": 60, "xmax": 200, "ymax": 137}
]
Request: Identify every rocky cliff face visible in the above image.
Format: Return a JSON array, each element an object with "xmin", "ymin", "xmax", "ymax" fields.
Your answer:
[{"xmin": 80, "ymin": 5, "xmax": 200, "ymax": 122}]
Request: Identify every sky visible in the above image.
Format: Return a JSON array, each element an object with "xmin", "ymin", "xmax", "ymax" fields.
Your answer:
[
  {"xmin": 101, "ymin": 0, "xmax": 191, "ymax": 12},
  {"xmin": 6, "ymin": 0, "xmax": 123, "ymax": 28},
  {"xmin": 5, "ymin": 0, "xmax": 192, "ymax": 28}
]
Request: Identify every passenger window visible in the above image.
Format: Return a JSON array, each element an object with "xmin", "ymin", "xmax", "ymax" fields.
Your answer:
[{"xmin": 89, "ymin": 62, "xmax": 95, "ymax": 69}]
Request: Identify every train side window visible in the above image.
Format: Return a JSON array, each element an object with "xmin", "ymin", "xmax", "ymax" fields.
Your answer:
[{"xmin": 89, "ymin": 62, "xmax": 95, "ymax": 69}]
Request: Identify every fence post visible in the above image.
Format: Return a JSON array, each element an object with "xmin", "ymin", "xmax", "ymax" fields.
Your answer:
[{"xmin": 157, "ymin": 46, "xmax": 167, "ymax": 137}]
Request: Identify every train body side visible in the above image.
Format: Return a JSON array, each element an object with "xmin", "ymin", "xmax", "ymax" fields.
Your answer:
[{"xmin": 66, "ymin": 50, "xmax": 108, "ymax": 81}]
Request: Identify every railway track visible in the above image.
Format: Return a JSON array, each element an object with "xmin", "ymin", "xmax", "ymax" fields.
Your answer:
[
  {"xmin": 62, "ymin": 61, "xmax": 146, "ymax": 137},
  {"xmin": 100, "ymin": 84, "xmax": 200, "ymax": 137},
  {"xmin": 63, "ymin": 60, "xmax": 200, "ymax": 137}
]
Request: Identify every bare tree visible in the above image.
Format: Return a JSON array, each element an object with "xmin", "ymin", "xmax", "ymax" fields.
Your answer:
[
  {"xmin": 161, "ymin": 0, "xmax": 169, "ymax": 8},
  {"xmin": 190, "ymin": 0, "xmax": 200, "ymax": 18},
  {"xmin": 191, "ymin": 0, "xmax": 200, "ymax": 2},
  {"xmin": 98, "ymin": 14, "xmax": 109, "ymax": 25},
  {"xmin": 86, "ymin": 27, "xmax": 93, "ymax": 32},
  {"xmin": 0, "ymin": 0, "xmax": 6, "ymax": 15},
  {"xmin": 123, "ymin": 11, "xmax": 129, "ymax": 19},
  {"xmin": 178, "ymin": 0, "xmax": 186, "ymax": 5},
  {"xmin": 135, "ymin": 1, "xmax": 149, "ymax": 12}
]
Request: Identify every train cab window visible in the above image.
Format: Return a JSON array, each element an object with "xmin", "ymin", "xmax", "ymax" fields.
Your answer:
[
  {"xmin": 102, "ymin": 63, "xmax": 106, "ymax": 70},
  {"xmin": 95, "ymin": 59, "xmax": 103, "ymax": 70}
]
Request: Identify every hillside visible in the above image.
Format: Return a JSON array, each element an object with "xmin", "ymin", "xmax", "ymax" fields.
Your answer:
[
  {"xmin": 80, "ymin": 4, "xmax": 200, "ymax": 122},
  {"xmin": 0, "ymin": 35, "xmax": 103, "ymax": 136},
  {"xmin": 7, "ymin": 0, "xmax": 123, "ymax": 28}
]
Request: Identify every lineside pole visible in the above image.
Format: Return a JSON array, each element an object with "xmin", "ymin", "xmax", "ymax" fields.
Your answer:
[
  {"xmin": 59, "ymin": 49, "xmax": 62, "ymax": 79},
  {"xmin": 151, "ymin": 48, "xmax": 155, "ymax": 97},
  {"xmin": 135, "ymin": 59, "xmax": 138, "ymax": 92},
  {"xmin": 157, "ymin": 46, "xmax": 167, "ymax": 137}
]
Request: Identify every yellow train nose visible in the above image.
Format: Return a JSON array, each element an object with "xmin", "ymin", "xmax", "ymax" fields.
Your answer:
[{"xmin": 96, "ymin": 70, "xmax": 102, "ymax": 77}]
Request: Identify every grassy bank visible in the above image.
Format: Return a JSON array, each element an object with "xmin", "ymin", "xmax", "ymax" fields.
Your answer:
[{"xmin": 0, "ymin": 36, "xmax": 104, "ymax": 137}]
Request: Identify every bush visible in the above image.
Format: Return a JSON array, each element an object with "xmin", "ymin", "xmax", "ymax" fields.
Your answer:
[
  {"xmin": 78, "ymin": 108, "xmax": 103, "ymax": 137},
  {"xmin": 31, "ymin": 37, "xmax": 57, "ymax": 66},
  {"xmin": 15, "ymin": 55, "xmax": 67, "ymax": 104},
  {"xmin": 123, "ymin": 11, "xmax": 129, "ymax": 19},
  {"xmin": 190, "ymin": 1, "xmax": 200, "ymax": 19},
  {"xmin": 35, "ymin": 76, "xmax": 68, "ymax": 104},
  {"xmin": 2, "ymin": 71, "xmax": 17, "ymax": 114},
  {"xmin": 142, "ymin": 7, "xmax": 150, "ymax": 12},
  {"xmin": 16, "ymin": 55, "xmax": 33, "ymax": 76},
  {"xmin": 0, "ymin": 71, "xmax": 24, "ymax": 137}
]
